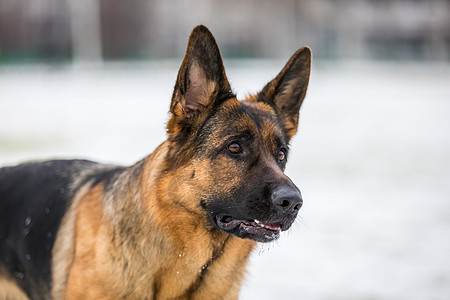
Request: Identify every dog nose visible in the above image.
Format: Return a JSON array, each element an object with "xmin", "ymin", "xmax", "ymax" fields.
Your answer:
[{"xmin": 271, "ymin": 186, "xmax": 303, "ymax": 213}]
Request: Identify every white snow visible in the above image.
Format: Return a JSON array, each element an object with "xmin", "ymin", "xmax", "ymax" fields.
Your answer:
[{"xmin": 1, "ymin": 60, "xmax": 449, "ymax": 299}]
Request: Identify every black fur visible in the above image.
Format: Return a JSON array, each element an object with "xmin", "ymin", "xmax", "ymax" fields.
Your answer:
[{"xmin": 80, "ymin": 165, "xmax": 126, "ymax": 191}]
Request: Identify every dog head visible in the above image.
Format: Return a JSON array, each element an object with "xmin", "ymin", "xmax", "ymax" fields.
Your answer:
[{"xmin": 165, "ymin": 25, "xmax": 311, "ymax": 243}]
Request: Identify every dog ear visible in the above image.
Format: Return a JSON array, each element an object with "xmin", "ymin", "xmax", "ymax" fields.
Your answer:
[
  {"xmin": 258, "ymin": 47, "xmax": 311, "ymax": 141},
  {"xmin": 168, "ymin": 25, "xmax": 233, "ymax": 135}
]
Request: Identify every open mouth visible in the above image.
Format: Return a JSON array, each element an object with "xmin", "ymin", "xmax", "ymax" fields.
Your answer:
[{"xmin": 215, "ymin": 215, "xmax": 282, "ymax": 242}]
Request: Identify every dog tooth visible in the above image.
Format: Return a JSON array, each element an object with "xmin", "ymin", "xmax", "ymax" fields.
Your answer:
[{"xmin": 254, "ymin": 219, "xmax": 265, "ymax": 228}]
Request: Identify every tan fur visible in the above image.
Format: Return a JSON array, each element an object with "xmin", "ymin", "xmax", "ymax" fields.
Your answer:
[
  {"xmin": 64, "ymin": 184, "xmax": 112, "ymax": 299},
  {"xmin": 0, "ymin": 273, "xmax": 30, "ymax": 300},
  {"xmin": 51, "ymin": 184, "xmax": 91, "ymax": 299}
]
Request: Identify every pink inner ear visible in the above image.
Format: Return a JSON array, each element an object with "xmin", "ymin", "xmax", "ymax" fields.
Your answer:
[{"xmin": 184, "ymin": 63, "xmax": 208, "ymax": 118}]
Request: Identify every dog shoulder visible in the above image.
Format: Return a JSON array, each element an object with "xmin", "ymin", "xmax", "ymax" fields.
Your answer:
[{"xmin": 0, "ymin": 159, "xmax": 125, "ymax": 299}]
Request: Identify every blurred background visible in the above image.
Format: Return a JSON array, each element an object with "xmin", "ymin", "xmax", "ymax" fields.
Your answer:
[
  {"xmin": 1, "ymin": 0, "xmax": 450, "ymax": 63},
  {"xmin": 0, "ymin": 0, "xmax": 449, "ymax": 299}
]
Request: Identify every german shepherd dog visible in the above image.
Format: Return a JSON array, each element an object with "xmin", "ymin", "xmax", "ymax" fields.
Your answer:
[{"xmin": 0, "ymin": 25, "xmax": 311, "ymax": 299}]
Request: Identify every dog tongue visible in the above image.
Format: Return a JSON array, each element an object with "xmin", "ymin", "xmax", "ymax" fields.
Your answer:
[{"xmin": 263, "ymin": 223, "xmax": 281, "ymax": 231}]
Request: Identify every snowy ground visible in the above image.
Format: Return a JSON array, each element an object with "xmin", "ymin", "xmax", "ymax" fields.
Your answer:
[{"xmin": 1, "ymin": 60, "xmax": 449, "ymax": 299}]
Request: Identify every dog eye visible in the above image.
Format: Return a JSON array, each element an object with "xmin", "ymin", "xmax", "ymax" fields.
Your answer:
[
  {"xmin": 228, "ymin": 143, "xmax": 242, "ymax": 154},
  {"xmin": 278, "ymin": 149, "xmax": 286, "ymax": 162}
]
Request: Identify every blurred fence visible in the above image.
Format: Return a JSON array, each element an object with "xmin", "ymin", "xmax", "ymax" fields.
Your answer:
[{"xmin": 0, "ymin": 0, "xmax": 449, "ymax": 64}]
